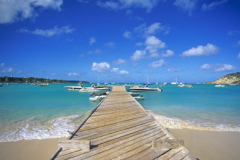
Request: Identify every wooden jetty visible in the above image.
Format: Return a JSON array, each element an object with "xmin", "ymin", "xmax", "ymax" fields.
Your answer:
[{"xmin": 51, "ymin": 86, "xmax": 195, "ymax": 160}]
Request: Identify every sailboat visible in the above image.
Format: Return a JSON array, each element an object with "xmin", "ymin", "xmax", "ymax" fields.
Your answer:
[
  {"xmin": 31, "ymin": 77, "xmax": 36, "ymax": 85},
  {"xmin": 144, "ymin": 73, "xmax": 152, "ymax": 85},
  {"xmin": 38, "ymin": 76, "xmax": 50, "ymax": 86},
  {"xmin": 156, "ymin": 78, "xmax": 158, "ymax": 85},
  {"xmin": 171, "ymin": 77, "xmax": 178, "ymax": 85}
]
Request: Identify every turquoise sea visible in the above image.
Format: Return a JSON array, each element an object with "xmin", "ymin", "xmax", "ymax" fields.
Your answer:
[{"xmin": 0, "ymin": 83, "xmax": 240, "ymax": 142}]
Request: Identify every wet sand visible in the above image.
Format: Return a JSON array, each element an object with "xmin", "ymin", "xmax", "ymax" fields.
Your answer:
[
  {"xmin": 0, "ymin": 130, "xmax": 240, "ymax": 160},
  {"xmin": 0, "ymin": 138, "xmax": 61, "ymax": 160},
  {"xmin": 169, "ymin": 129, "xmax": 240, "ymax": 160}
]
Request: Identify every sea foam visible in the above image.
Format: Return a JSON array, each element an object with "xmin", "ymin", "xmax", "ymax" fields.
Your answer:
[
  {"xmin": 0, "ymin": 115, "xmax": 79, "ymax": 142},
  {"xmin": 148, "ymin": 111, "xmax": 240, "ymax": 132}
]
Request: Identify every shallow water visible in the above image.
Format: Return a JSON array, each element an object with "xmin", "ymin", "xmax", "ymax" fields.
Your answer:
[{"xmin": 0, "ymin": 83, "xmax": 240, "ymax": 142}]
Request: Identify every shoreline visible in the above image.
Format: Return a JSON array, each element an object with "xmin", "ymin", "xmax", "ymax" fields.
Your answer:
[
  {"xmin": 169, "ymin": 129, "xmax": 240, "ymax": 160},
  {"xmin": 0, "ymin": 138, "xmax": 62, "ymax": 160},
  {"xmin": 0, "ymin": 129, "xmax": 240, "ymax": 160}
]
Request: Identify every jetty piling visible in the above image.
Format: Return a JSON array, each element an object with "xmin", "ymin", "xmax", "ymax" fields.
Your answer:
[{"xmin": 51, "ymin": 85, "xmax": 195, "ymax": 160}]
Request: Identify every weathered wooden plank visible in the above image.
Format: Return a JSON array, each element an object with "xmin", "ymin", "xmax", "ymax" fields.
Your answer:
[
  {"xmin": 81, "ymin": 121, "xmax": 157, "ymax": 143},
  {"xmin": 84, "ymin": 129, "xmax": 165, "ymax": 160},
  {"xmin": 153, "ymin": 139, "xmax": 184, "ymax": 150},
  {"xmin": 169, "ymin": 149, "xmax": 188, "ymax": 160},
  {"xmin": 74, "ymin": 116, "xmax": 154, "ymax": 140},
  {"xmin": 86, "ymin": 110, "xmax": 146, "ymax": 123},
  {"xmin": 70, "ymin": 129, "xmax": 164, "ymax": 159},
  {"xmin": 89, "ymin": 122, "xmax": 158, "ymax": 145},
  {"xmin": 78, "ymin": 113, "xmax": 149, "ymax": 132},
  {"xmin": 58, "ymin": 139, "xmax": 90, "ymax": 151},
  {"xmin": 156, "ymin": 148, "xmax": 182, "ymax": 160}
]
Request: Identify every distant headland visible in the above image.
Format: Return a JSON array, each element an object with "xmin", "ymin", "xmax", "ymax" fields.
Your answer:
[
  {"xmin": 0, "ymin": 76, "xmax": 89, "ymax": 84},
  {"xmin": 202, "ymin": 72, "xmax": 240, "ymax": 84}
]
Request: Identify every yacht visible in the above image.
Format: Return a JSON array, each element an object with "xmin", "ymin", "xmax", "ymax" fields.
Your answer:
[
  {"xmin": 129, "ymin": 85, "xmax": 162, "ymax": 92},
  {"xmin": 215, "ymin": 84, "xmax": 225, "ymax": 87},
  {"xmin": 65, "ymin": 85, "xmax": 83, "ymax": 90},
  {"xmin": 79, "ymin": 85, "xmax": 110, "ymax": 92},
  {"xmin": 178, "ymin": 83, "xmax": 193, "ymax": 88},
  {"xmin": 171, "ymin": 77, "xmax": 178, "ymax": 85},
  {"xmin": 38, "ymin": 83, "xmax": 49, "ymax": 87}
]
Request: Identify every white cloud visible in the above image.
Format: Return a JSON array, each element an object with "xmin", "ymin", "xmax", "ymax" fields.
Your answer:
[
  {"xmin": 228, "ymin": 30, "xmax": 240, "ymax": 36},
  {"xmin": 87, "ymin": 49, "xmax": 102, "ymax": 54},
  {"xmin": 78, "ymin": 0, "xmax": 90, "ymax": 3},
  {"xmin": 168, "ymin": 68, "xmax": 181, "ymax": 72},
  {"xmin": 97, "ymin": 1, "xmax": 119, "ymax": 10},
  {"xmin": 119, "ymin": 70, "xmax": 129, "ymax": 75},
  {"xmin": 0, "ymin": 0, "xmax": 63, "ymax": 24},
  {"xmin": 147, "ymin": 22, "xmax": 164, "ymax": 35},
  {"xmin": 123, "ymin": 31, "xmax": 132, "ymax": 39},
  {"xmin": 111, "ymin": 68, "xmax": 129, "ymax": 75},
  {"xmin": 238, "ymin": 53, "xmax": 240, "ymax": 59},
  {"xmin": 199, "ymin": 63, "xmax": 237, "ymax": 72},
  {"xmin": 131, "ymin": 36, "xmax": 170, "ymax": 62},
  {"xmin": 89, "ymin": 37, "xmax": 96, "ymax": 45},
  {"xmin": 145, "ymin": 36, "xmax": 166, "ymax": 54},
  {"xmin": 134, "ymin": 22, "xmax": 169, "ymax": 37},
  {"xmin": 113, "ymin": 59, "xmax": 127, "ymax": 65},
  {"xmin": 202, "ymin": 0, "xmax": 228, "ymax": 11},
  {"xmin": 131, "ymin": 50, "xmax": 146, "ymax": 61},
  {"xmin": 161, "ymin": 50, "xmax": 175, "ymax": 57},
  {"xmin": 0, "ymin": 67, "xmax": 14, "ymax": 73},
  {"xmin": 20, "ymin": 26, "xmax": 75, "ymax": 37},
  {"xmin": 92, "ymin": 62, "xmax": 129, "ymax": 75},
  {"xmin": 91, "ymin": 62, "xmax": 111, "ymax": 73},
  {"xmin": 149, "ymin": 59, "xmax": 165, "ymax": 68},
  {"xmin": 136, "ymin": 42, "xmax": 143, "ymax": 46},
  {"xmin": 173, "ymin": 0, "xmax": 197, "ymax": 15},
  {"xmin": 214, "ymin": 64, "xmax": 237, "ymax": 72},
  {"xmin": 68, "ymin": 72, "xmax": 79, "ymax": 76},
  {"xmin": 180, "ymin": 43, "xmax": 218, "ymax": 57},
  {"xmin": 199, "ymin": 63, "xmax": 212, "ymax": 70},
  {"xmin": 0, "ymin": 63, "xmax": 15, "ymax": 73},
  {"xmin": 97, "ymin": 0, "xmax": 160, "ymax": 12},
  {"xmin": 105, "ymin": 42, "xmax": 115, "ymax": 48}
]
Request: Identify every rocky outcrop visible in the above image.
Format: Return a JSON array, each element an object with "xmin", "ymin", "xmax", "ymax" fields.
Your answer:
[{"xmin": 205, "ymin": 72, "xmax": 240, "ymax": 84}]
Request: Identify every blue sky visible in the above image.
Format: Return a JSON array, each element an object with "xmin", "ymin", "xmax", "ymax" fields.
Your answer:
[{"xmin": 0, "ymin": 0, "xmax": 240, "ymax": 83}]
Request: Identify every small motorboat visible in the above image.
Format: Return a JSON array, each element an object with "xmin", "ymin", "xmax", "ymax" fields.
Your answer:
[
  {"xmin": 128, "ymin": 92, "xmax": 140, "ymax": 96},
  {"xmin": 215, "ymin": 84, "xmax": 225, "ymax": 87},
  {"xmin": 178, "ymin": 83, "xmax": 193, "ymax": 88},
  {"xmin": 91, "ymin": 92, "xmax": 107, "ymax": 96},
  {"xmin": 129, "ymin": 85, "xmax": 162, "ymax": 92},
  {"xmin": 134, "ymin": 95, "xmax": 144, "ymax": 100},
  {"xmin": 89, "ymin": 96, "xmax": 103, "ymax": 101}
]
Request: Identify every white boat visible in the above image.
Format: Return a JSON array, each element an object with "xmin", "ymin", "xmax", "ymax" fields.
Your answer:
[
  {"xmin": 79, "ymin": 85, "xmax": 110, "ymax": 92},
  {"xmin": 129, "ymin": 85, "xmax": 162, "ymax": 92},
  {"xmin": 215, "ymin": 84, "xmax": 225, "ymax": 87},
  {"xmin": 178, "ymin": 83, "xmax": 193, "ymax": 88},
  {"xmin": 89, "ymin": 96, "xmax": 103, "ymax": 101},
  {"xmin": 65, "ymin": 85, "xmax": 83, "ymax": 90},
  {"xmin": 171, "ymin": 77, "xmax": 178, "ymax": 85},
  {"xmin": 128, "ymin": 92, "xmax": 140, "ymax": 96},
  {"xmin": 38, "ymin": 83, "xmax": 49, "ymax": 87},
  {"xmin": 89, "ymin": 95, "xmax": 107, "ymax": 101},
  {"xmin": 134, "ymin": 95, "xmax": 144, "ymax": 100}
]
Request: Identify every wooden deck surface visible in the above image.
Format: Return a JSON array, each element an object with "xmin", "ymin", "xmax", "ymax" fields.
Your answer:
[{"xmin": 51, "ymin": 86, "xmax": 195, "ymax": 160}]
